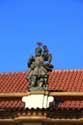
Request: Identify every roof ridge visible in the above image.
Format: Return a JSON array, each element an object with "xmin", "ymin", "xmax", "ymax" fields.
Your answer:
[
  {"xmin": 0, "ymin": 69, "xmax": 83, "ymax": 74},
  {"xmin": 53, "ymin": 69, "xmax": 83, "ymax": 72},
  {"xmin": 0, "ymin": 71, "xmax": 27, "ymax": 75}
]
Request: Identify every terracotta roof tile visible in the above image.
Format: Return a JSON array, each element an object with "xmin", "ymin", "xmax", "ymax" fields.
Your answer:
[
  {"xmin": 49, "ymin": 70, "xmax": 83, "ymax": 109},
  {"xmin": 48, "ymin": 70, "xmax": 83, "ymax": 92},
  {"xmin": 0, "ymin": 72, "xmax": 28, "ymax": 93},
  {"xmin": 0, "ymin": 70, "xmax": 83, "ymax": 109},
  {"xmin": 0, "ymin": 99, "xmax": 24, "ymax": 109}
]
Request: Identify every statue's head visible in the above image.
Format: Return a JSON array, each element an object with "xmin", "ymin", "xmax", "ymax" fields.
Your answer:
[
  {"xmin": 35, "ymin": 42, "xmax": 43, "ymax": 56},
  {"xmin": 35, "ymin": 47, "xmax": 42, "ymax": 56},
  {"xmin": 43, "ymin": 45, "xmax": 48, "ymax": 52},
  {"xmin": 43, "ymin": 45, "xmax": 49, "ymax": 56}
]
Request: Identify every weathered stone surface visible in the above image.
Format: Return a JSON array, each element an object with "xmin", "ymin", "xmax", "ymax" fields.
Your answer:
[{"xmin": 26, "ymin": 43, "xmax": 53, "ymax": 91}]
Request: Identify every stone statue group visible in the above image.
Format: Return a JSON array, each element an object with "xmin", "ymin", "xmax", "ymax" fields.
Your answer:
[{"xmin": 26, "ymin": 42, "xmax": 54, "ymax": 91}]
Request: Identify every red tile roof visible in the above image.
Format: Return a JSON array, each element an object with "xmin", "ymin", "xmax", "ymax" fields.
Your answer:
[
  {"xmin": 0, "ymin": 72, "xmax": 28, "ymax": 93},
  {"xmin": 0, "ymin": 70, "xmax": 83, "ymax": 109},
  {"xmin": 49, "ymin": 70, "xmax": 83, "ymax": 92}
]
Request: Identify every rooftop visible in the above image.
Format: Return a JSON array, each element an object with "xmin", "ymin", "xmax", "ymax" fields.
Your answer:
[{"xmin": 0, "ymin": 69, "xmax": 83, "ymax": 109}]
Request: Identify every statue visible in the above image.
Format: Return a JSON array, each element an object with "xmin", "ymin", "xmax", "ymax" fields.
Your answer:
[{"xmin": 26, "ymin": 42, "xmax": 54, "ymax": 91}]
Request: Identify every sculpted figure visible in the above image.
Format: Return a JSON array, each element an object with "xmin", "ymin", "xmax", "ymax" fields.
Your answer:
[
  {"xmin": 42, "ymin": 45, "xmax": 53, "ymax": 71},
  {"xmin": 26, "ymin": 42, "xmax": 53, "ymax": 90}
]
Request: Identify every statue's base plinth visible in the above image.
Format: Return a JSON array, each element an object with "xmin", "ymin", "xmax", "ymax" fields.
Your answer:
[
  {"xmin": 29, "ymin": 86, "xmax": 48, "ymax": 91},
  {"xmin": 22, "ymin": 91, "xmax": 54, "ymax": 109}
]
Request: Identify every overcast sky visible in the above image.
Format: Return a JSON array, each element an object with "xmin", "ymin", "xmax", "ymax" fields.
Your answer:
[{"xmin": 0, "ymin": 0, "xmax": 83, "ymax": 72}]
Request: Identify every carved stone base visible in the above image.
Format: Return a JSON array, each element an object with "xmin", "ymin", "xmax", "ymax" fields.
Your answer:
[{"xmin": 29, "ymin": 86, "xmax": 48, "ymax": 91}]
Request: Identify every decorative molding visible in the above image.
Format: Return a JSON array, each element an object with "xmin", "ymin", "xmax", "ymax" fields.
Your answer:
[
  {"xmin": 22, "ymin": 94, "xmax": 54, "ymax": 109},
  {"xmin": 1, "ymin": 92, "xmax": 83, "ymax": 98},
  {"xmin": 0, "ymin": 109, "xmax": 82, "ymax": 122},
  {"xmin": 0, "ymin": 117, "xmax": 83, "ymax": 123}
]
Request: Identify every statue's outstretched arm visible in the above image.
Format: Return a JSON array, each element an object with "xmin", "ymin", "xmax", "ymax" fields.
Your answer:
[{"xmin": 27, "ymin": 56, "xmax": 35, "ymax": 68}]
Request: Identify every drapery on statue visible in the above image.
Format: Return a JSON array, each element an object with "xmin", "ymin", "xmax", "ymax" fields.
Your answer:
[{"xmin": 26, "ymin": 42, "xmax": 54, "ymax": 91}]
